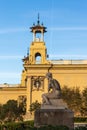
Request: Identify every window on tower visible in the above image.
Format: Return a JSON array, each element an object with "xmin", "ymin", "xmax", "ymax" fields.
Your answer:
[
  {"xmin": 35, "ymin": 32, "xmax": 41, "ymax": 41},
  {"xmin": 35, "ymin": 52, "xmax": 41, "ymax": 64}
]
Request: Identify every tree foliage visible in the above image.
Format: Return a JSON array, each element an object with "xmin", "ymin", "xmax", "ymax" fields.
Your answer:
[
  {"xmin": 80, "ymin": 88, "xmax": 87, "ymax": 116},
  {"xmin": 18, "ymin": 96, "xmax": 26, "ymax": 115},
  {"xmin": 0, "ymin": 100, "xmax": 26, "ymax": 123},
  {"xmin": 62, "ymin": 86, "xmax": 87, "ymax": 116},
  {"xmin": 29, "ymin": 100, "xmax": 41, "ymax": 114}
]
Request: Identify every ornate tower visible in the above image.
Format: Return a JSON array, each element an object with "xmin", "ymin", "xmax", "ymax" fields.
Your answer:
[
  {"xmin": 21, "ymin": 15, "xmax": 50, "ymax": 112},
  {"xmin": 29, "ymin": 15, "xmax": 48, "ymax": 64}
]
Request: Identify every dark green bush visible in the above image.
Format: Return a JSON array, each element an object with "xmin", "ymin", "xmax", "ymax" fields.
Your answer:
[
  {"xmin": 75, "ymin": 126, "xmax": 87, "ymax": 130},
  {"xmin": 0, "ymin": 123, "xmax": 69, "ymax": 130},
  {"xmin": 0, "ymin": 120, "xmax": 34, "ymax": 130},
  {"xmin": 74, "ymin": 117, "xmax": 87, "ymax": 123}
]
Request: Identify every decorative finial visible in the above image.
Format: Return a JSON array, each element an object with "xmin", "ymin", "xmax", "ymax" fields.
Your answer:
[{"xmin": 37, "ymin": 13, "xmax": 40, "ymax": 25}]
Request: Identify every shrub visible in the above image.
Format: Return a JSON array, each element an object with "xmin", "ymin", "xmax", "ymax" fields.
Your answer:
[
  {"xmin": 0, "ymin": 120, "xmax": 34, "ymax": 130},
  {"xmin": 74, "ymin": 117, "xmax": 87, "ymax": 123},
  {"xmin": 75, "ymin": 126, "xmax": 87, "ymax": 130},
  {"xmin": 0, "ymin": 123, "xmax": 69, "ymax": 130}
]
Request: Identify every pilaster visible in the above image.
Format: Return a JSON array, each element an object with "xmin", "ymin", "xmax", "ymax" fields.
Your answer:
[{"xmin": 26, "ymin": 76, "xmax": 32, "ymax": 112}]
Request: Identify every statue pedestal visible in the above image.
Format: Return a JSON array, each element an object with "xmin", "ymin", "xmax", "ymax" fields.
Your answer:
[
  {"xmin": 34, "ymin": 99, "xmax": 74, "ymax": 130},
  {"xmin": 34, "ymin": 109, "xmax": 74, "ymax": 130}
]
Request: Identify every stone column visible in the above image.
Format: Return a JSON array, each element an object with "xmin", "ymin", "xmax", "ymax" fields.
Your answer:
[
  {"xmin": 33, "ymin": 31, "xmax": 36, "ymax": 41},
  {"xmin": 26, "ymin": 76, "xmax": 32, "ymax": 112},
  {"xmin": 41, "ymin": 32, "xmax": 44, "ymax": 41}
]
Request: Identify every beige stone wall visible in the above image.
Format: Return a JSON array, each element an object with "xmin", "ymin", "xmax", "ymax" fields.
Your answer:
[
  {"xmin": 51, "ymin": 64, "xmax": 87, "ymax": 91},
  {"xmin": 0, "ymin": 88, "xmax": 27, "ymax": 104}
]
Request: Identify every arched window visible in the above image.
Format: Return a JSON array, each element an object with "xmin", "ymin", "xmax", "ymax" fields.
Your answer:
[{"xmin": 35, "ymin": 52, "xmax": 41, "ymax": 64}]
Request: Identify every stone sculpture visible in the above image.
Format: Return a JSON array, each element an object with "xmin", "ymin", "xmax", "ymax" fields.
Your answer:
[{"xmin": 41, "ymin": 72, "xmax": 67, "ymax": 109}]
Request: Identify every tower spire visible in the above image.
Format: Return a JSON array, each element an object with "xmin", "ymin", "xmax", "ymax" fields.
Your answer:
[{"xmin": 37, "ymin": 13, "xmax": 40, "ymax": 25}]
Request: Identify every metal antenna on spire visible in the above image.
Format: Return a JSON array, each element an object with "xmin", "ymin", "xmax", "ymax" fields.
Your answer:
[{"xmin": 37, "ymin": 13, "xmax": 40, "ymax": 25}]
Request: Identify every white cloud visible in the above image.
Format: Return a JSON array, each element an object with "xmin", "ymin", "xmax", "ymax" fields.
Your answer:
[
  {"xmin": 0, "ymin": 72, "xmax": 21, "ymax": 78},
  {"xmin": 49, "ymin": 27, "xmax": 87, "ymax": 31},
  {"xmin": 0, "ymin": 55, "xmax": 23, "ymax": 60},
  {"xmin": 0, "ymin": 27, "xmax": 28, "ymax": 34}
]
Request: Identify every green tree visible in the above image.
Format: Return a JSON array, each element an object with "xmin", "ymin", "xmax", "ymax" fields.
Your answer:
[
  {"xmin": 81, "ymin": 88, "xmax": 87, "ymax": 116},
  {"xmin": 0, "ymin": 100, "xmax": 25, "ymax": 122},
  {"xmin": 62, "ymin": 86, "xmax": 82, "ymax": 116},
  {"xmin": 18, "ymin": 96, "xmax": 26, "ymax": 115},
  {"xmin": 29, "ymin": 100, "xmax": 41, "ymax": 114},
  {"xmin": 71, "ymin": 87, "xmax": 82, "ymax": 115}
]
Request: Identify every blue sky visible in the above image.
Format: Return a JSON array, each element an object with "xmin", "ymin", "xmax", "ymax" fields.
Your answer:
[{"xmin": 0, "ymin": 0, "xmax": 87, "ymax": 84}]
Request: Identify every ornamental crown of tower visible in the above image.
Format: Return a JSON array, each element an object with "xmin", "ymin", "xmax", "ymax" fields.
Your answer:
[
  {"xmin": 23, "ymin": 14, "xmax": 49, "ymax": 65},
  {"xmin": 30, "ymin": 14, "xmax": 47, "ymax": 42}
]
